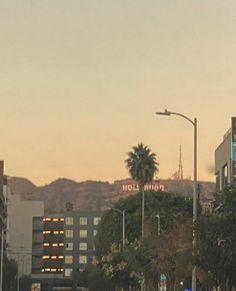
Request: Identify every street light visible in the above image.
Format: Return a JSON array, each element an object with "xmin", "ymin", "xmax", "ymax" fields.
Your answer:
[
  {"xmin": 155, "ymin": 109, "xmax": 197, "ymax": 291},
  {"xmin": 105, "ymin": 208, "xmax": 126, "ymax": 248}
]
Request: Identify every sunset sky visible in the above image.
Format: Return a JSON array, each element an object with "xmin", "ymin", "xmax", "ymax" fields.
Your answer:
[{"xmin": 1, "ymin": 1, "xmax": 236, "ymax": 185}]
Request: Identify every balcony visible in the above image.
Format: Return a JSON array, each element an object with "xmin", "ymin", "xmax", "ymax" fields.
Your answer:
[{"xmin": 43, "ymin": 234, "xmax": 64, "ymax": 244}]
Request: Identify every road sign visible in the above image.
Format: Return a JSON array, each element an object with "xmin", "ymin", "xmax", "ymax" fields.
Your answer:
[{"xmin": 160, "ymin": 274, "xmax": 167, "ymax": 281}]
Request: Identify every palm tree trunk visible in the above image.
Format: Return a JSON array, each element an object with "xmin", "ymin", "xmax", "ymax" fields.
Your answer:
[{"xmin": 142, "ymin": 188, "xmax": 145, "ymax": 240}]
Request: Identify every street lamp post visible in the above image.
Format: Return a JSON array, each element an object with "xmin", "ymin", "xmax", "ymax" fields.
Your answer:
[
  {"xmin": 106, "ymin": 208, "xmax": 126, "ymax": 248},
  {"xmin": 155, "ymin": 109, "xmax": 197, "ymax": 291}
]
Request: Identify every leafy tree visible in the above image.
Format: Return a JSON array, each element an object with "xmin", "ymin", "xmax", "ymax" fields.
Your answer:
[
  {"xmin": 101, "ymin": 241, "xmax": 147, "ymax": 291},
  {"xmin": 19, "ymin": 275, "xmax": 32, "ymax": 291},
  {"xmin": 198, "ymin": 186, "xmax": 236, "ymax": 290},
  {"xmin": 95, "ymin": 190, "xmax": 192, "ymax": 290},
  {"xmin": 125, "ymin": 143, "xmax": 159, "ymax": 240},
  {"xmin": 144, "ymin": 218, "xmax": 192, "ymax": 291},
  {"xmin": 2, "ymin": 256, "xmax": 17, "ymax": 291},
  {"xmin": 79, "ymin": 265, "xmax": 113, "ymax": 291}
]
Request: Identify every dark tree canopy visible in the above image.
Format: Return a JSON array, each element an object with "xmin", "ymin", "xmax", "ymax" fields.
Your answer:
[{"xmin": 125, "ymin": 143, "xmax": 159, "ymax": 190}]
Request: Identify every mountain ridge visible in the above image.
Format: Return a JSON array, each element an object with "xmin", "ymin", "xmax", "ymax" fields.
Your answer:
[{"xmin": 8, "ymin": 176, "xmax": 215, "ymax": 213}]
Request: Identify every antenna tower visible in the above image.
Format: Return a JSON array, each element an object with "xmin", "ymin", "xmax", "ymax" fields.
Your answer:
[{"xmin": 177, "ymin": 145, "xmax": 184, "ymax": 180}]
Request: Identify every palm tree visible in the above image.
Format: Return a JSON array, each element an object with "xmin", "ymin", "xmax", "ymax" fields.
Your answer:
[{"xmin": 125, "ymin": 143, "xmax": 159, "ymax": 240}]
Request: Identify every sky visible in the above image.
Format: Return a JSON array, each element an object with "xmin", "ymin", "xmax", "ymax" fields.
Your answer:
[{"xmin": 1, "ymin": 0, "xmax": 236, "ymax": 185}]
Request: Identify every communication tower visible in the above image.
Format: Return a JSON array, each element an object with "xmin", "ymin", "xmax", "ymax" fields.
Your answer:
[{"xmin": 177, "ymin": 145, "xmax": 184, "ymax": 180}]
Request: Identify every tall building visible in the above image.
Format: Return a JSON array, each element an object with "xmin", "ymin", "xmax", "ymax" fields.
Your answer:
[
  {"xmin": 32, "ymin": 211, "xmax": 101, "ymax": 291},
  {"xmin": 64, "ymin": 211, "xmax": 101, "ymax": 276},
  {"xmin": 215, "ymin": 117, "xmax": 236, "ymax": 190},
  {"xmin": 6, "ymin": 191, "xmax": 44, "ymax": 275}
]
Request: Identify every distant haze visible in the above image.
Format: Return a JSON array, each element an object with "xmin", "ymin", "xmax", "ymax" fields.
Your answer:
[{"xmin": 1, "ymin": 1, "xmax": 235, "ymax": 184}]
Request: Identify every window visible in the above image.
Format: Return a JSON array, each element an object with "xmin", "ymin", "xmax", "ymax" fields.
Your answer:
[
  {"xmin": 65, "ymin": 268, "xmax": 72, "ymax": 277},
  {"xmin": 79, "ymin": 255, "xmax": 87, "ymax": 264},
  {"xmin": 65, "ymin": 230, "xmax": 73, "ymax": 238},
  {"xmin": 65, "ymin": 217, "xmax": 74, "ymax": 225},
  {"xmin": 65, "ymin": 243, "xmax": 73, "ymax": 251},
  {"xmin": 65, "ymin": 256, "xmax": 73, "ymax": 264},
  {"xmin": 93, "ymin": 217, "xmax": 101, "ymax": 225},
  {"xmin": 79, "ymin": 230, "xmax": 87, "ymax": 238},
  {"xmin": 79, "ymin": 242, "xmax": 87, "ymax": 251},
  {"xmin": 79, "ymin": 217, "xmax": 87, "ymax": 225},
  {"xmin": 93, "ymin": 230, "xmax": 98, "ymax": 237}
]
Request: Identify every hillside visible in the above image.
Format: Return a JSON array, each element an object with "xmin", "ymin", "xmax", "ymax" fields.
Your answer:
[{"xmin": 8, "ymin": 177, "xmax": 215, "ymax": 213}]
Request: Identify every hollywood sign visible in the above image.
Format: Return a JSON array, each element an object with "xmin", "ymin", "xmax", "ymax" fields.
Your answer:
[{"xmin": 122, "ymin": 183, "xmax": 165, "ymax": 192}]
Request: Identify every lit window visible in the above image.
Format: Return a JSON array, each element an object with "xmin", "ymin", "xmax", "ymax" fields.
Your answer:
[
  {"xmin": 65, "ymin": 217, "xmax": 74, "ymax": 225},
  {"xmin": 93, "ymin": 230, "xmax": 98, "ymax": 237},
  {"xmin": 43, "ymin": 256, "xmax": 50, "ymax": 259},
  {"xmin": 52, "ymin": 243, "xmax": 58, "ymax": 247},
  {"xmin": 59, "ymin": 231, "xmax": 64, "ymax": 234},
  {"xmin": 58, "ymin": 255, "xmax": 64, "ymax": 259},
  {"xmin": 65, "ymin": 230, "xmax": 73, "ymax": 238},
  {"xmin": 43, "ymin": 231, "xmax": 51, "ymax": 234},
  {"xmin": 79, "ymin": 230, "xmax": 87, "ymax": 238},
  {"xmin": 60, "ymin": 218, "xmax": 64, "ymax": 222},
  {"xmin": 51, "ymin": 268, "xmax": 57, "ymax": 272},
  {"xmin": 59, "ymin": 243, "xmax": 64, "ymax": 247},
  {"xmin": 51, "ymin": 256, "xmax": 57, "ymax": 259},
  {"xmin": 65, "ymin": 243, "xmax": 73, "ymax": 251},
  {"xmin": 65, "ymin": 268, "xmax": 72, "ymax": 277},
  {"xmin": 79, "ymin": 217, "xmax": 87, "ymax": 225},
  {"xmin": 79, "ymin": 255, "xmax": 87, "ymax": 264},
  {"xmin": 43, "ymin": 218, "xmax": 51, "ymax": 222},
  {"xmin": 52, "ymin": 218, "xmax": 59, "ymax": 222},
  {"xmin": 43, "ymin": 243, "xmax": 50, "ymax": 247},
  {"xmin": 93, "ymin": 217, "xmax": 101, "ymax": 225},
  {"xmin": 53, "ymin": 231, "xmax": 59, "ymax": 234},
  {"xmin": 65, "ymin": 256, "xmax": 73, "ymax": 264},
  {"xmin": 79, "ymin": 242, "xmax": 87, "ymax": 251},
  {"xmin": 45, "ymin": 268, "xmax": 50, "ymax": 272}
]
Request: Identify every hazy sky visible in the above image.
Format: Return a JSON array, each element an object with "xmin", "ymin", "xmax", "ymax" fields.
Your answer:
[{"xmin": 1, "ymin": 0, "xmax": 236, "ymax": 185}]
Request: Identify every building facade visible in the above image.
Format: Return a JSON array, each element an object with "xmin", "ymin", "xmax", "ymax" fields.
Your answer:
[
  {"xmin": 7, "ymin": 191, "xmax": 44, "ymax": 275},
  {"xmin": 215, "ymin": 117, "xmax": 236, "ymax": 190},
  {"xmin": 63, "ymin": 211, "xmax": 100, "ymax": 277},
  {"xmin": 32, "ymin": 211, "xmax": 101, "ymax": 290}
]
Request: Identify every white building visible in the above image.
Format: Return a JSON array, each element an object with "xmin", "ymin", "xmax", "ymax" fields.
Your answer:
[{"xmin": 6, "ymin": 187, "xmax": 44, "ymax": 276}]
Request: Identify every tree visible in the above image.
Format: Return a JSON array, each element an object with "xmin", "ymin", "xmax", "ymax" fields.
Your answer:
[
  {"xmin": 95, "ymin": 190, "xmax": 193, "ymax": 290},
  {"xmin": 19, "ymin": 275, "xmax": 32, "ymax": 291},
  {"xmin": 197, "ymin": 186, "xmax": 236, "ymax": 290},
  {"xmin": 125, "ymin": 143, "xmax": 159, "ymax": 239},
  {"xmin": 78, "ymin": 265, "xmax": 113, "ymax": 291},
  {"xmin": 3, "ymin": 256, "xmax": 17, "ymax": 291}
]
